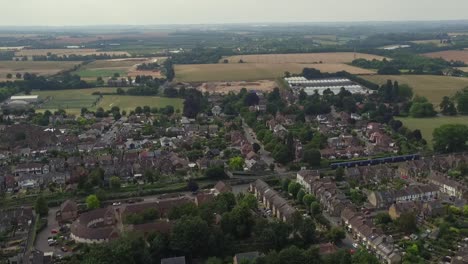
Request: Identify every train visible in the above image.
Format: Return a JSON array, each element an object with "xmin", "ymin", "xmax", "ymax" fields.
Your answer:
[{"xmin": 330, "ymin": 154, "xmax": 421, "ymax": 169}]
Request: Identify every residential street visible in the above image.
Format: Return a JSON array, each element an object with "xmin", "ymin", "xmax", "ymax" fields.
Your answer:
[
  {"xmin": 323, "ymin": 212, "xmax": 355, "ymax": 249},
  {"xmin": 241, "ymin": 118, "xmax": 287, "ymax": 172}
]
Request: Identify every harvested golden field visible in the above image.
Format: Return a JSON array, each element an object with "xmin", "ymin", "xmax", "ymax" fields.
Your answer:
[
  {"xmin": 0, "ymin": 61, "xmax": 81, "ymax": 79},
  {"xmin": 363, "ymin": 75, "xmax": 468, "ymax": 104},
  {"xmin": 197, "ymin": 80, "xmax": 277, "ymax": 94},
  {"xmin": 221, "ymin": 52, "xmax": 386, "ymax": 64},
  {"xmin": 16, "ymin": 49, "xmax": 130, "ymax": 57},
  {"xmin": 456, "ymin": 67, "xmax": 468, "ymax": 72},
  {"xmin": 424, "ymin": 50, "xmax": 468, "ymax": 63},
  {"xmin": 175, "ymin": 63, "xmax": 375, "ymax": 82}
]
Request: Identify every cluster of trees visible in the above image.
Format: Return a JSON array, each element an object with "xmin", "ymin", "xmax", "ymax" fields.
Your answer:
[
  {"xmin": 0, "ymin": 72, "xmax": 91, "ymax": 93},
  {"xmin": 352, "ymin": 53, "xmax": 462, "ymax": 75},
  {"xmin": 257, "ymin": 245, "xmax": 379, "ymax": 264},
  {"xmin": 0, "ymin": 86, "xmax": 20, "ymax": 102},
  {"xmin": 31, "ymin": 53, "xmax": 129, "ymax": 61},
  {"xmin": 433, "ymin": 124, "xmax": 468, "ymax": 153},
  {"xmin": 34, "ymin": 195, "xmax": 49, "ymax": 217},
  {"xmin": 171, "ymin": 47, "xmax": 231, "ymax": 64},
  {"xmin": 136, "ymin": 62, "xmax": 160, "ymax": 71},
  {"xmin": 182, "ymin": 89, "xmax": 207, "ymax": 118},
  {"xmin": 378, "ymin": 80, "xmax": 413, "ymax": 103},
  {"xmin": 409, "ymin": 96, "xmax": 436, "ymax": 118},
  {"xmin": 162, "ymin": 59, "xmax": 175, "ymax": 81},
  {"xmin": 439, "ymin": 96, "xmax": 457, "ymax": 116},
  {"xmin": 125, "ymin": 208, "xmax": 160, "ymax": 225}
]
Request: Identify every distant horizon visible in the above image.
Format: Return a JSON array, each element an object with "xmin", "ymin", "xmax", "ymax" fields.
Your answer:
[
  {"xmin": 0, "ymin": 19, "xmax": 468, "ymax": 31},
  {"xmin": 1, "ymin": 0, "xmax": 468, "ymax": 27}
]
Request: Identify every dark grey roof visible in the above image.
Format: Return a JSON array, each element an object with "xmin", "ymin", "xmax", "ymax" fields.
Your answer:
[
  {"xmin": 234, "ymin": 252, "xmax": 260, "ymax": 262},
  {"xmin": 161, "ymin": 256, "xmax": 186, "ymax": 264}
]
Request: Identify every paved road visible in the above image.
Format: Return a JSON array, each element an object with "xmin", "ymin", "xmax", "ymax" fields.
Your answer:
[{"xmin": 241, "ymin": 118, "xmax": 286, "ymax": 172}]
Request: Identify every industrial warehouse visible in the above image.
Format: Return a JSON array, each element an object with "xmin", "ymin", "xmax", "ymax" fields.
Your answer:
[{"xmin": 284, "ymin": 77, "xmax": 371, "ymax": 95}]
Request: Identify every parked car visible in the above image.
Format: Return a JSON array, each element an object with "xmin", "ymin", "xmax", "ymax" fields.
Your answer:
[{"xmin": 51, "ymin": 229, "xmax": 58, "ymax": 234}]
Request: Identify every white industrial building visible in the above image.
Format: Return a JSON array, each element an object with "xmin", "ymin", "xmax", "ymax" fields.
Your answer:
[
  {"xmin": 284, "ymin": 77, "xmax": 371, "ymax": 96},
  {"xmin": 10, "ymin": 95, "xmax": 39, "ymax": 103}
]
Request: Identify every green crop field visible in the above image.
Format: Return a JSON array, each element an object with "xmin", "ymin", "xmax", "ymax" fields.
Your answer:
[
  {"xmin": 396, "ymin": 116, "xmax": 468, "ymax": 147},
  {"xmin": 363, "ymin": 75, "xmax": 468, "ymax": 105},
  {"xmin": 96, "ymin": 95, "xmax": 183, "ymax": 113},
  {"xmin": 33, "ymin": 88, "xmax": 183, "ymax": 115}
]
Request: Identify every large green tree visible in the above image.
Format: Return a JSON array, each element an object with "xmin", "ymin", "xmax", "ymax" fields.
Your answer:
[
  {"xmin": 228, "ymin": 156, "xmax": 244, "ymax": 171},
  {"xmin": 409, "ymin": 96, "xmax": 436, "ymax": 118},
  {"xmin": 433, "ymin": 124, "xmax": 468, "ymax": 153},
  {"xmin": 170, "ymin": 216, "xmax": 210, "ymax": 256},
  {"xmin": 86, "ymin": 194, "xmax": 100, "ymax": 209},
  {"xmin": 302, "ymin": 149, "xmax": 322, "ymax": 167},
  {"xmin": 456, "ymin": 88, "xmax": 468, "ymax": 114},
  {"xmin": 288, "ymin": 182, "xmax": 301, "ymax": 197},
  {"xmin": 35, "ymin": 195, "xmax": 48, "ymax": 217},
  {"xmin": 440, "ymin": 96, "xmax": 457, "ymax": 116},
  {"xmin": 397, "ymin": 212, "xmax": 417, "ymax": 234}
]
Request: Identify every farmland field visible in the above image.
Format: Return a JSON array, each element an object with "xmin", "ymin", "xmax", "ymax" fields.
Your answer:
[
  {"xmin": 410, "ymin": 40, "xmax": 450, "ymax": 47},
  {"xmin": 75, "ymin": 69, "xmax": 127, "ymax": 78},
  {"xmin": 96, "ymin": 95, "xmax": 183, "ymax": 113},
  {"xmin": 0, "ymin": 61, "xmax": 81, "ymax": 79},
  {"xmin": 423, "ymin": 50, "xmax": 468, "ymax": 63},
  {"xmin": 362, "ymin": 75, "xmax": 468, "ymax": 104},
  {"xmin": 33, "ymin": 88, "xmax": 183, "ymax": 115},
  {"xmin": 73, "ymin": 58, "xmax": 165, "ymax": 80},
  {"xmin": 15, "ymin": 49, "xmax": 129, "ymax": 57},
  {"xmin": 175, "ymin": 63, "xmax": 375, "ymax": 82},
  {"xmin": 221, "ymin": 52, "xmax": 386, "ymax": 64},
  {"xmin": 397, "ymin": 116, "xmax": 468, "ymax": 147},
  {"xmin": 197, "ymin": 80, "xmax": 277, "ymax": 94}
]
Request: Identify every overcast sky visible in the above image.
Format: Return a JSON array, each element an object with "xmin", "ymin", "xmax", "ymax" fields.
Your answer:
[{"xmin": 1, "ymin": 0, "xmax": 468, "ymax": 26}]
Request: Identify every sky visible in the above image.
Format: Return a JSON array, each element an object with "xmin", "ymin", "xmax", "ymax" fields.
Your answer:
[{"xmin": 1, "ymin": 0, "xmax": 468, "ymax": 26}]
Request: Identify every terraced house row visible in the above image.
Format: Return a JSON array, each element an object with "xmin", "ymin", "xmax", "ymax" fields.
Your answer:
[{"xmin": 249, "ymin": 179, "xmax": 297, "ymax": 222}]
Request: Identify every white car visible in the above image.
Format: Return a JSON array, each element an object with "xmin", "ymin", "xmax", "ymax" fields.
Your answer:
[
  {"xmin": 112, "ymin": 202, "xmax": 121, "ymax": 206},
  {"xmin": 352, "ymin": 243, "xmax": 359, "ymax": 248}
]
